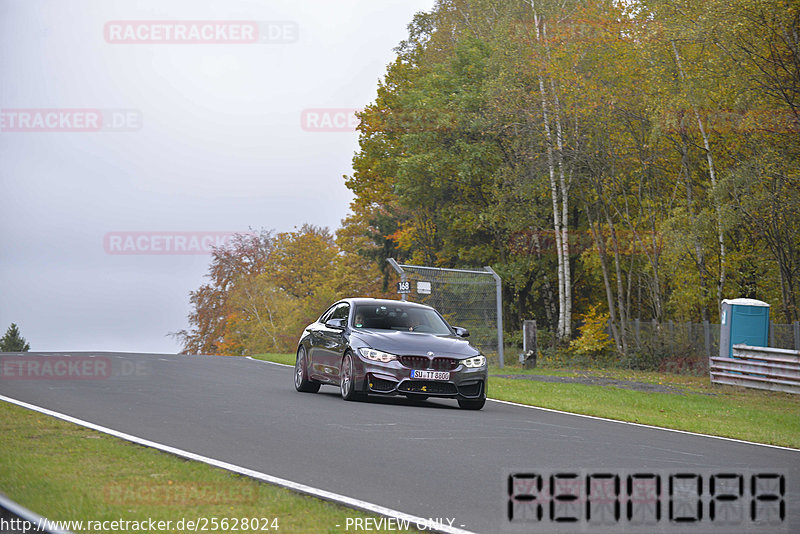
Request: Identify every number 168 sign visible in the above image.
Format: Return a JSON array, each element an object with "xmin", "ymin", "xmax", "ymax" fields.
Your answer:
[{"xmin": 397, "ymin": 281, "xmax": 411, "ymax": 294}]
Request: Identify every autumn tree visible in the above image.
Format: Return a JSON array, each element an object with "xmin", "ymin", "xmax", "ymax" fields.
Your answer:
[
  {"xmin": 176, "ymin": 225, "xmax": 388, "ymax": 355},
  {"xmin": 171, "ymin": 230, "xmax": 274, "ymax": 354}
]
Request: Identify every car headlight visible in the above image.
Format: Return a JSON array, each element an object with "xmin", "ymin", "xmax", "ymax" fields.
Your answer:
[
  {"xmin": 358, "ymin": 347, "xmax": 397, "ymax": 363},
  {"xmin": 462, "ymin": 355, "xmax": 486, "ymax": 368}
]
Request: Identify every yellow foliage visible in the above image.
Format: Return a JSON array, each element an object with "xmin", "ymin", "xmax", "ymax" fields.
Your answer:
[{"xmin": 569, "ymin": 305, "xmax": 612, "ymax": 356}]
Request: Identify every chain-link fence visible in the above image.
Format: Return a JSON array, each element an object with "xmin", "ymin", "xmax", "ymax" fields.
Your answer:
[
  {"xmin": 770, "ymin": 322, "xmax": 800, "ymax": 350},
  {"xmin": 387, "ymin": 259, "xmax": 504, "ymax": 366},
  {"xmin": 607, "ymin": 320, "xmax": 800, "ymax": 373}
]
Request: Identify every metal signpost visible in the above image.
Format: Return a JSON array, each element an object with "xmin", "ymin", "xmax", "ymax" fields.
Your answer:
[{"xmin": 387, "ymin": 259, "xmax": 505, "ymax": 368}]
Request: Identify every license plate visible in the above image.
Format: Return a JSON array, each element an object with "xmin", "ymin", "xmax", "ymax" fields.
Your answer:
[{"xmin": 411, "ymin": 370, "xmax": 450, "ymax": 380}]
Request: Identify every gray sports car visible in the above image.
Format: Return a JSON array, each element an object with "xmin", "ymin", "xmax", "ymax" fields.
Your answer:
[{"xmin": 294, "ymin": 298, "xmax": 488, "ymax": 409}]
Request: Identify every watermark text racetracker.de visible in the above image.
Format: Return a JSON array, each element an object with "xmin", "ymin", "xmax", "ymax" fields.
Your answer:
[
  {"xmin": 0, "ymin": 516, "xmax": 280, "ymax": 533},
  {"xmin": 301, "ymin": 108, "xmax": 361, "ymax": 132},
  {"xmin": 104, "ymin": 20, "xmax": 298, "ymax": 44},
  {"xmin": 104, "ymin": 231, "xmax": 250, "ymax": 255},
  {"xmin": 104, "ymin": 482, "xmax": 257, "ymax": 506},
  {"xmin": 0, "ymin": 355, "xmax": 147, "ymax": 380},
  {"xmin": 1, "ymin": 109, "xmax": 142, "ymax": 132}
]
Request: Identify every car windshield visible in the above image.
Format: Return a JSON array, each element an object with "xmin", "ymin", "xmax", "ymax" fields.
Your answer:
[{"xmin": 352, "ymin": 304, "xmax": 453, "ymax": 335}]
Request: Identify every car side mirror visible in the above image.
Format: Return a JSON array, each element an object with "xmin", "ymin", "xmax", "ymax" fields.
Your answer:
[
  {"xmin": 325, "ymin": 318, "xmax": 347, "ymax": 330},
  {"xmin": 453, "ymin": 326, "xmax": 470, "ymax": 338}
]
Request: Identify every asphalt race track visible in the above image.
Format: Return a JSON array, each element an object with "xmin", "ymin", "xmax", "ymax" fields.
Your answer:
[{"xmin": 1, "ymin": 352, "xmax": 798, "ymax": 533}]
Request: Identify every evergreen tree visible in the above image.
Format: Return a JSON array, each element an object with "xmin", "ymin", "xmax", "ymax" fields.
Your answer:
[{"xmin": 0, "ymin": 323, "xmax": 30, "ymax": 352}]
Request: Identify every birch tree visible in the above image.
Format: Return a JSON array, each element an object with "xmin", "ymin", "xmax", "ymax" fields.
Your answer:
[{"xmin": 528, "ymin": 0, "xmax": 572, "ymax": 340}]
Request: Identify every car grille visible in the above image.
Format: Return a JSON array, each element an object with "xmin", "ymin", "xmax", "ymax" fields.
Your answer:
[
  {"xmin": 367, "ymin": 374, "xmax": 397, "ymax": 392},
  {"xmin": 399, "ymin": 380, "xmax": 457, "ymax": 395},
  {"xmin": 399, "ymin": 356, "xmax": 459, "ymax": 371}
]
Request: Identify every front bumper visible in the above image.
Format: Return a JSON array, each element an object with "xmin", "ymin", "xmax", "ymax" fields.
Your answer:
[{"xmin": 356, "ymin": 356, "xmax": 487, "ymax": 399}]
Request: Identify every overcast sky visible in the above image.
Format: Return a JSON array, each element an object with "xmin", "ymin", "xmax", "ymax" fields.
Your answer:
[{"xmin": 0, "ymin": 0, "xmax": 435, "ymax": 353}]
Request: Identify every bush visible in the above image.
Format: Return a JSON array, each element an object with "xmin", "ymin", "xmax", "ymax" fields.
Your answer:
[{"xmin": 569, "ymin": 305, "xmax": 613, "ymax": 362}]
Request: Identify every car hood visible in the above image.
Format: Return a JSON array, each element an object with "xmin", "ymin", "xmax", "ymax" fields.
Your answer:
[{"xmin": 351, "ymin": 329, "xmax": 481, "ymax": 358}]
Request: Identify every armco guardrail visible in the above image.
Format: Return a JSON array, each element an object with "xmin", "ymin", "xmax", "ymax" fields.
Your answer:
[
  {"xmin": 710, "ymin": 344, "xmax": 800, "ymax": 394},
  {"xmin": 0, "ymin": 493, "xmax": 72, "ymax": 534}
]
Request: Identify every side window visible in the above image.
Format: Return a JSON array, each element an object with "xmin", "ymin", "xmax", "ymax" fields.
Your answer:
[
  {"xmin": 331, "ymin": 303, "xmax": 350, "ymax": 321},
  {"xmin": 319, "ymin": 304, "xmax": 339, "ymax": 323}
]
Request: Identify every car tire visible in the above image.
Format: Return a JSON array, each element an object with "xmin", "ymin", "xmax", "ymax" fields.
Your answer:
[
  {"xmin": 294, "ymin": 346, "xmax": 320, "ymax": 393},
  {"xmin": 457, "ymin": 397, "xmax": 485, "ymax": 410},
  {"xmin": 340, "ymin": 351, "xmax": 364, "ymax": 401}
]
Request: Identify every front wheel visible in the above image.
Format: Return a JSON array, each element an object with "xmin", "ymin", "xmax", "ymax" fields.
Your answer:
[
  {"xmin": 340, "ymin": 352, "xmax": 364, "ymax": 401},
  {"xmin": 294, "ymin": 346, "xmax": 320, "ymax": 393},
  {"xmin": 457, "ymin": 398, "xmax": 485, "ymax": 410}
]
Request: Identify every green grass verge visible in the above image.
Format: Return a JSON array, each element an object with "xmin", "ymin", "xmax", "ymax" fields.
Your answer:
[
  {"xmin": 252, "ymin": 353, "xmax": 295, "ymax": 366},
  {"xmin": 0, "ymin": 401, "xmax": 418, "ymax": 533},
  {"xmin": 490, "ymin": 376, "xmax": 800, "ymax": 448},
  {"xmin": 254, "ymin": 353, "xmax": 800, "ymax": 449}
]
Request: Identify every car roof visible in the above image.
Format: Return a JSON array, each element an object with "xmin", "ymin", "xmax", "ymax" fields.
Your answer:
[{"xmin": 344, "ymin": 297, "xmax": 434, "ymax": 310}]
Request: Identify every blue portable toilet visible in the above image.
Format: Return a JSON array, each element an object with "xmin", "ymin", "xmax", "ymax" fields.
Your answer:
[{"xmin": 719, "ymin": 298, "xmax": 770, "ymax": 358}]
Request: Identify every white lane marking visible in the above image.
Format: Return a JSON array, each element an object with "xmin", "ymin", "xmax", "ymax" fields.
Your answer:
[
  {"xmin": 254, "ymin": 355, "xmax": 800, "ymax": 453},
  {"xmin": 0, "ymin": 395, "xmax": 476, "ymax": 534},
  {"xmin": 246, "ymin": 356, "xmax": 292, "ymax": 367}
]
